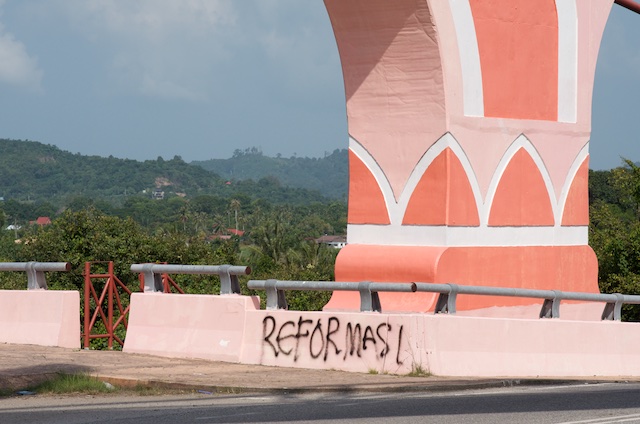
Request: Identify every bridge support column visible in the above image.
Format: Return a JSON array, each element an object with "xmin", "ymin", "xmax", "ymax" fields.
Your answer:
[{"xmin": 324, "ymin": 0, "xmax": 613, "ymax": 312}]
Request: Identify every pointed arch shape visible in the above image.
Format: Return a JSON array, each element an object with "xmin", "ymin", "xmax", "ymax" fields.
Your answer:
[
  {"xmin": 349, "ymin": 133, "xmax": 483, "ymax": 226},
  {"xmin": 484, "ymin": 135, "xmax": 558, "ymax": 226}
]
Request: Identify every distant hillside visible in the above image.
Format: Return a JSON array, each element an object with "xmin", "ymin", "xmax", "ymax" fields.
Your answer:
[
  {"xmin": 191, "ymin": 148, "xmax": 348, "ymax": 199},
  {"xmin": 0, "ymin": 139, "xmax": 331, "ymax": 205}
]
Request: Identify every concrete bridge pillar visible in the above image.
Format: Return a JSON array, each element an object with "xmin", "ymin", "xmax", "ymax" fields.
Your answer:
[{"xmin": 324, "ymin": 0, "xmax": 614, "ymax": 312}]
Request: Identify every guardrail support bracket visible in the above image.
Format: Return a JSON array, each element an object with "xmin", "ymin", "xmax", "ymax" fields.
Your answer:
[
  {"xmin": 435, "ymin": 284, "xmax": 458, "ymax": 314},
  {"xmin": 602, "ymin": 293, "xmax": 624, "ymax": 321},
  {"xmin": 26, "ymin": 262, "xmax": 48, "ymax": 290},
  {"xmin": 358, "ymin": 282, "xmax": 381, "ymax": 312},
  {"xmin": 141, "ymin": 264, "xmax": 163, "ymax": 293},
  {"xmin": 265, "ymin": 279, "xmax": 287, "ymax": 310},
  {"xmin": 540, "ymin": 292, "xmax": 562, "ymax": 318},
  {"xmin": 219, "ymin": 265, "xmax": 241, "ymax": 295}
]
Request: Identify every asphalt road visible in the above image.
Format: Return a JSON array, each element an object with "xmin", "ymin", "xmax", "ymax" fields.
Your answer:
[{"xmin": 2, "ymin": 382, "xmax": 640, "ymax": 424}]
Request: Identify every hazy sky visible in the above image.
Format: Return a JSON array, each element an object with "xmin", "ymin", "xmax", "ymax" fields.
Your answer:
[{"xmin": 0, "ymin": 1, "xmax": 638, "ymax": 170}]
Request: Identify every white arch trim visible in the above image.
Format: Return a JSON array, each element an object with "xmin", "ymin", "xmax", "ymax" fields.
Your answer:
[
  {"xmin": 558, "ymin": 142, "xmax": 589, "ymax": 223},
  {"xmin": 349, "ymin": 133, "xmax": 483, "ymax": 227},
  {"xmin": 348, "ymin": 134, "xmax": 589, "ymax": 247},
  {"xmin": 483, "ymin": 135, "xmax": 559, "ymax": 226}
]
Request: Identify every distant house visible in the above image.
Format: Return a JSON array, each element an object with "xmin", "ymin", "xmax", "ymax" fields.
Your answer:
[
  {"xmin": 30, "ymin": 216, "xmax": 52, "ymax": 226},
  {"xmin": 152, "ymin": 189, "xmax": 165, "ymax": 200},
  {"xmin": 208, "ymin": 228, "xmax": 245, "ymax": 242},
  {"xmin": 208, "ymin": 234, "xmax": 232, "ymax": 241},
  {"xmin": 315, "ymin": 235, "xmax": 347, "ymax": 249}
]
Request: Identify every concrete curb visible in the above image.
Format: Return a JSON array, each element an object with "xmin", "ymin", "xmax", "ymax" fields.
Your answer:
[{"xmin": 94, "ymin": 375, "xmax": 613, "ymax": 395}]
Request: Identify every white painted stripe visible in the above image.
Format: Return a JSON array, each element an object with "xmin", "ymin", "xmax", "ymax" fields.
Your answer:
[
  {"xmin": 558, "ymin": 142, "xmax": 589, "ymax": 223},
  {"xmin": 347, "ymin": 224, "xmax": 588, "ymax": 247},
  {"xmin": 449, "ymin": 0, "xmax": 484, "ymax": 117},
  {"xmin": 556, "ymin": 0, "xmax": 579, "ymax": 123},
  {"xmin": 557, "ymin": 412, "xmax": 640, "ymax": 424}
]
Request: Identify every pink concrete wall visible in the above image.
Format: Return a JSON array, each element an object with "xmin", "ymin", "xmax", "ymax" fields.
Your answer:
[
  {"xmin": 123, "ymin": 293, "xmax": 260, "ymax": 362},
  {"xmin": 122, "ymin": 295, "xmax": 640, "ymax": 378},
  {"xmin": 244, "ymin": 308, "xmax": 640, "ymax": 377},
  {"xmin": 0, "ymin": 290, "xmax": 80, "ymax": 349},
  {"xmin": 241, "ymin": 309, "xmax": 417, "ymax": 374}
]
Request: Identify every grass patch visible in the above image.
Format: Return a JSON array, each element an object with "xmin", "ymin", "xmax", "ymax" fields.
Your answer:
[
  {"xmin": 0, "ymin": 388, "xmax": 14, "ymax": 398},
  {"xmin": 4, "ymin": 373, "xmax": 211, "ymax": 398},
  {"xmin": 407, "ymin": 364, "xmax": 431, "ymax": 378},
  {"xmin": 125, "ymin": 384, "xmax": 195, "ymax": 397},
  {"xmin": 368, "ymin": 368, "xmax": 379, "ymax": 375},
  {"xmin": 28, "ymin": 373, "xmax": 116, "ymax": 395}
]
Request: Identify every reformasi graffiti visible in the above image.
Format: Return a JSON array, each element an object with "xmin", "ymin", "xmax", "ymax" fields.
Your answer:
[{"xmin": 262, "ymin": 315, "xmax": 404, "ymax": 364}]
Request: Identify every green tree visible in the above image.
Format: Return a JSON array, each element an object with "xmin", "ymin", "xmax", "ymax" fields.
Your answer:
[{"xmin": 590, "ymin": 159, "xmax": 640, "ymax": 321}]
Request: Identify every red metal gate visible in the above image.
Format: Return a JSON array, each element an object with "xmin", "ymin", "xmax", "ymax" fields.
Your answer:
[{"xmin": 83, "ymin": 261, "xmax": 132, "ymax": 349}]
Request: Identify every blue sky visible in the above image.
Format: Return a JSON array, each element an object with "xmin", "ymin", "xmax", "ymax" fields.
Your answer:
[{"xmin": 0, "ymin": 1, "xmax": 637, "ymax": 170}]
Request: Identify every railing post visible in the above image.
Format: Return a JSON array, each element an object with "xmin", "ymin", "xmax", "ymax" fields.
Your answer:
[
  {"xmin": 435, "ymin": 283, "xmax": 458, "ymax": 314},
  {"xmin": 540, "ymin": 290, "xmax": 562, "ymax": 318},
  {"xmin": 25, "ymin": 261, "xmax": 48, "ymax": 290},
  {"xmin": 83, "ymin": 262, "xmax": 91, "ymax": 349},
  {"xmin": 602, "ymin": 293, "xmax": 624, "ymax": 321},
  {"xmin": 265, "ymin": 279, "xmax": 287, "ymax": 310},
  {"xmin": 107, "ymin": 262, "xmax": 114, "ymax": 349},
  {"xmin": 141, "ymin": 264, "xmax": 163, "ymax": 293},
  {"xmin": 358, "ymin": 281, "xmax": 381, "ymax": 312},
  {"xmin": 219, "ymin": 264, "xmax": 241, "ymax": 295}
]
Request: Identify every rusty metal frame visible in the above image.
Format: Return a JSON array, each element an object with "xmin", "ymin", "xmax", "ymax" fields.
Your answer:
[
  {"xmin": 615, "ymin": 0, "xmax": 640, "ymax": 14},
  {"xmin": 83, "ymin": 261, "xmax": 132, "ymax": 349}
]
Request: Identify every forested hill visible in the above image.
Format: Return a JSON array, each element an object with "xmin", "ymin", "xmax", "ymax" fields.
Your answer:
[
  {"xmin": 191, "ymin": 148, "xmax": 348, "ymax": 199},
  {"xmin": 0, "ymin": 139, "xmax": 337, "ymax": 205}
]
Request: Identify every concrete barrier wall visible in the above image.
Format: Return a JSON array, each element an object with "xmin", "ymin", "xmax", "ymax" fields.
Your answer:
[
  {"xmin": 0, "ymin": 290, "xmax": 80, "ymax": 349},
  {"xmin": 123, "ymin": 293, "xmax": 260, "ymax": 362},
  {"xmin": 240, "ymin": 310, "xmax": 417, "ymax": 374},
  {"xmin": 242, "ymin": 309, "xmax": 640, "ymax": 376},
  {"xmin": 123, "ymin": 294, "xmax": 640, "ymax": 377}
]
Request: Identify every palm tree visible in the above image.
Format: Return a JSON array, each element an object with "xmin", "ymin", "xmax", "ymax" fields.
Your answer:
[
  {"xmin": 178, "ymin": 204, "xmax": 190, "ymax": 232},
  {"xmin": 229, "ymin": 199, "xmax": 241, "ymax": 231}
]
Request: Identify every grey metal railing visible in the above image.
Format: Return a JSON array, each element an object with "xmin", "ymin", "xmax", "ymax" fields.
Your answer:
[
  {"xmin": 130, "ymin": 264, "xmax": 251, "ymax": 294},
  {"xmin": 0, "ymin": 262, "xmax": 71, "ymax": 290},
  {"xmin": 248, "ymin": 279, "xmax": 640, "ymax": 321},
  {"xmin": 247, "ymin": 280, "xmax": 416, "ymax": 312},
  {"xmin": 413, "ymin": 282, "xmax": 640, "ymax": 321}
]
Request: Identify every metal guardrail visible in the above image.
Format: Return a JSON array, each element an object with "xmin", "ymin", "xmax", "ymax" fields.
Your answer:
[
  {"xmin": 131, "ymin": 264, "xmax": 251, "ymax": 294},
  {"xmin": 247, "ymin": 280, "xmax": 417, "ymax": 312},
  {"xmin": 413, "ymin": 283, "xmax": 640, "ymax": 321},
  {"xmin": 0, "ymin": 262, "xmax": 71, "ymax": 290},
  {"xmin": 248, "ymin": 279, "xmax": 640, "ymax": 321}
]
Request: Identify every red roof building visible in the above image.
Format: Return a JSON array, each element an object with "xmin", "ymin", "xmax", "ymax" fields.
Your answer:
[{"xmin": 30, "ymin": 217, "xmax": 52, "ymax": 226}]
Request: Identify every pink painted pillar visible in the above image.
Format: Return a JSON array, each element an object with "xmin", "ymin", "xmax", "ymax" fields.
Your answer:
[{"xmin": 324, "ymin": 0, "xmax": 614, "ymax": 312}]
